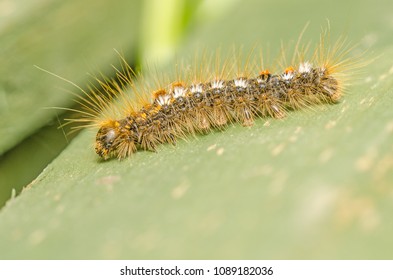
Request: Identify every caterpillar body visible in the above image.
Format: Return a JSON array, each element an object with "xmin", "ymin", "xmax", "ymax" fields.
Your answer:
[{"xmin": 63, "ymin": 33, "xmax": 357, "ymax": 160}]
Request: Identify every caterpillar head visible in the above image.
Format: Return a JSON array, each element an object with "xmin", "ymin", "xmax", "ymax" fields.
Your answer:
[{"xmin": 95, "ymin": 120, "xmax": 136, "ymax": 160}]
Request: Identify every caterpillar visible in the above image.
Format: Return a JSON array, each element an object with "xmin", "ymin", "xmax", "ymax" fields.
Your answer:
[{"xmin": 54, "ymin": 30, "xmax": 360, "ymax": 160}]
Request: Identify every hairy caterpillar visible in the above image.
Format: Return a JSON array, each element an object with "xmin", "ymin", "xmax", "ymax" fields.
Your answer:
[{"xmin": 53, "ymin": 30, "xmax": 360, "ymax": 160}]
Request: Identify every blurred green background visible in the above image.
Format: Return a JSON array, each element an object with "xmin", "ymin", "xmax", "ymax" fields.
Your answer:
[{"xmin": 0, "ymin": 0, "xmax": 392, "ymax": 259}]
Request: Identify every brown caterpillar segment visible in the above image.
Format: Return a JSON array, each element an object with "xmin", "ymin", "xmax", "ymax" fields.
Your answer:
[{"xmin": 95, "ymin": 62, "xmax": 341, "ymax": 160}]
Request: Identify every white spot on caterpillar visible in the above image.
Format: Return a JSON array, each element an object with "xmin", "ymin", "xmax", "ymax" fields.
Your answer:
[
  {"xmin": 234, "ymin": 78, "xmax": 248, "ymax": 88},
  {"xmin": 106, "ymin": 129, "xmax": 116, "ymax": 143},
  {"xmin": 172, "ymin": 86, "xmax": 187, "ymax": 98},
  {"xmin": 157, "ymin": 94, "xmax": 171, "ymax": 105},
  {"xmin": 298, "ymin": 61, "xmax": 312, "ymax": 73},
  {"xmin": 282, "ymin": 72, "xmax": 294, "ymax": 80},
  {"xmin": 190, "ymin": 84, "xmax": 203, "ymax": 93},
  {"xmin": 211, "ymin": 79, "xmax": 224, "ymax": 89}
]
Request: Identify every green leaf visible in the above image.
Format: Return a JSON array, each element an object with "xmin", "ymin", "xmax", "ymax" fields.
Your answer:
[{"xmin": 0, "ymin": 0, "xmax": 392, "ymax": 259}]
